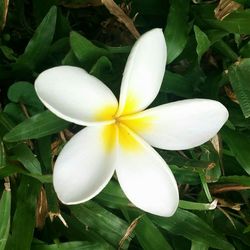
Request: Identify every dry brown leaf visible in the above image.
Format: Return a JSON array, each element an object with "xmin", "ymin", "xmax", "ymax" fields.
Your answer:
[
  {"xmin": 211, "ymin": 134, "xmax": 221, "ymax": 154},
  {"xmin": 102, "ymin": 0, "xmax": 140, "ymax": 39},
  {"xmin": 224, "ymin": 85, "xmax": 239, "ymax": 104},
  {"xmin": 48, "ymin": 212, "xmax": 68, "ymax": 227},
  {"xmin": 36, "ymin": 187, "xmax": 48, "ymax": 230},
  {"xmin": 0, "ymin": 0, "xmax": 9, "ymax": 31},
  {"xmin": 217, "ymin": 197, "xmax": 243, "ymax": 211},
  {"xmin": 214, "ymin": 0, "xmax": 241, "ymax": 20},
  {"xmin": 211, "ymin": 184, "xmax": 250, "ymax": 194},
  {"xmin": 119, "ymin": 215, "xmax": 142, "ymax": 249}
]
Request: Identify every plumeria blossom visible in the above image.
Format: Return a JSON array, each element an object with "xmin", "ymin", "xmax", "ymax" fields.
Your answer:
[{"xmin": 35, "ymin": 28, "xmax": 228, "ymax": 217}]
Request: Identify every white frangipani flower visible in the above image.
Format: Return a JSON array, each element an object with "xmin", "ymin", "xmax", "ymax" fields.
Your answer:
[{"xmin": 35, "ymin": 29, "xmax": 228, "ymax": 217}]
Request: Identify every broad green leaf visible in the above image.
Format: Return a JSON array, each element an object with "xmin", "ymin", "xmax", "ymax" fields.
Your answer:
[
  {"xmin": 191, "ymin": 241, "xmax": 209, "ymax": 250},
  {"xmin": 0, "ymin": 164, "xmax": 51, "ymax": 183},
  {"xmin": 27, "ymin": 173, "xmax": 52, "ymax": 183},
  {"xmin": 9, "ymin": 143, "xmax": 41, "ymax": 174},
  {"xmin": 12, "ymin": 6, "xmax": 57, "ymax": 73},
  {"xmin": 0, "ymin": 164, "xmax": 26, "ymax": 179},
  {"xmin": 194, "ymin": 25, "xmax": 211, "ymax": 63},
  {"xmin": 0, "ymin": 188, "xmax": 11, "ymax": 250},
  {"xmin": 0, "ymin": 45, "xmax": 16, "ymax": 61},
  {"xmin": 221, "ymin": 127, "xmax": 250, "ymax": 174},
  {"xmin": 7, "ymin": 82, "xmax": 43, "ymax": 114},
  {"xmin": 160, "ymin": 150, "xmax": 213, "ymax": 169},
  {"xmin": 62, "ymin": 49, "xmax": 80, "ymax": 66},
  {"xmin": 171, "ymin": 165, "xmax": 200, "ymax": 185},
  {"xmin": 206, "ymin": 29, "xmax": 228, "ymax": 44},
  {"xmin": 70, "ymin": 31, "xmax": 109, "ymax": 69},
  {"xmin": 90, "ymin": 56, "xmax": 112, "ymax": 79},
  {"xmin": 4, "ymin": 103, "xmax": 26, "ymax": 123},
  {"xmin": 214, "ymin": 212, "xmax": 250, "ymax": 246},
  {"xmin": 161, "ymin": 70, "xmax": 194, "ymax": 98},
  {"xmin": 61, "ymin": 213, "xmax": 113, "ymax": 247},
  {"xmin": 219, "ymin": 175, "xmax": 250, "ymax": 186},
  {"xmin": 134, "ymin": 215, "xmax": 172, "ymax": 250},
  {"xmin": 0, "ymin": 112, "xmax": 15, "ymax": 137},
  {"xmin": 96, "ymin": 180, "xmax": 129, "ymax": 208},
  {"xmin": 195, "ymin": 5, "xmax": 250, "ymax": 35},
  {"xmin": 213, "ymin": 40, "xmax": 238, "ymax": 62},
  {"xmin": 32, "ymin": 241, "xmax": 109, "ymax": 250},
  {"xmin": 228, "ymin": 58, "xmax": 250, "ymax": 118},
  {"xmin": 4, "ymin": 111, "xmax": 69, "ymax": 142},
  {"xmin": 164, "ymin": 0, "xmax": 190, "ymax": 63},
  {"xmin": 179, "ymin": 200, "xmax": 217, "ymax": 211},
  {"xmin": 8, "ymin": 176, "xmax": 41, "ymax": 250},
  {"xmin": 240, "ymin": 41, "xmax": 250, "ymax": 58},
  {"xmin": 151, "ymin": 208, "xmax": 234, "ymax": 250},
  {"xmin": 71, "ymin": 201, "xmax": 132, "ymax": 249}
]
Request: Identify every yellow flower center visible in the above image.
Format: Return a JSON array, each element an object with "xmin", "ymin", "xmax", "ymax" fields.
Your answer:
[{"xmin": 96, "ymin": 102, "xmax": 153, "ymax": 152}]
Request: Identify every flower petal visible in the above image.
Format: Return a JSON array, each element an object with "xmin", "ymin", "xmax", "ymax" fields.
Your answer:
[
  {"xmin": 115, "ymin": 125, "xmax": 179, "ymax": 217},
  {"xmin": 35, "ymin": 66, "xmax": 118, "ymax": 126},
  {"xmin": 121, "ymin": 99, "xmax": 229, "ymax": 150},
  {"xmin": 53, "ymin": 125, "xmax": 116, "ymax": 204},
  {"xmin": 117, "ymin": 29, "xmax": 167, "ymax": 116}
]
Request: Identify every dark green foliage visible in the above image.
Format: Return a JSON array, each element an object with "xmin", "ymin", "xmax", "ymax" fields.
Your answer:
[{"xmin": 0, "ymin": 1, "xmax": 250, "ymax": 249}]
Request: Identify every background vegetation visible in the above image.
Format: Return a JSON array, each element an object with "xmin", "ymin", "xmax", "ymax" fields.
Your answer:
[{"xmin": 1, "ymin": 0, "xmax": 250, "ymax": 249}]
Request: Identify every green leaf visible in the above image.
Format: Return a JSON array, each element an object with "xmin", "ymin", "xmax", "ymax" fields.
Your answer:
[
  {"xmin": 164, "ymin": 0, "xmax": 190, "ymax": 63},
  {"xmin": 161, "ymin": 70, "xmax": 194, "ymax": 98},
  {"xmin": 151, "ymin": 208, "xmax": 234, "ymax": 250},
  {"xmin": 4, "ymin": 111, "xmax": 69, "ymax": 142},
  {"xmin": 12, "ymin": 6, "xmax": 57, "ymax": 73},
  {"xmin": 228, "ymin": 58, "xmax": 250, "ymax": 118},
  {"xmin": 70, "ymin": 31, "xmax": 109, "ymax": 69},
  {"xmin": 0, "ymin": 188, "xmax": 11, "ymax": 250},
  {"xmin": 8, "ymin": 176, "xmax": 41, "ymax": 250},
  {"xmin": 195, "ymin": 5, "xmax": 250, "ymax": 35},
  {"xmin": 90, "ymin": 56, "xmax": 112, "ymax": 79},
  {"xmin": 134, "ymin": 215, "xmax": 172, "ymax": 250},
  {"xmin": 4, "ymin": 103, "xmax": 26, "ymax": 123},
  {"xmin": 0, "ymin": 164, "xmax": 26, "ymax": 179},
  {"xmin": 194, "ymin": 25, "xmax": 211, "ymax": 63},
  {"xmin": 191, "ymin": 241, "xmax": 209, "ymax": 250},
  {"xmin": 0, "ymin": 45, "xmax": 17, "ymax": 61},
  {"xmin": 96, "ymin": 180, "xmax": 129, "ymax": 209},
  {"xmin": 32, "ymin": 241, "xmax": 109, "ymax": 250},
  {"xmin": 219, "ymin": 175, "xmax": 250, "ymax": 186},
  {"xmin": 0, "ymin": 140, "xmax": 6, "ymax": 168},
  {"xmin": 70, "ymin": 201, "xmax": 132, "ymax": 248},
  {"xmin": 221, "ymin": 127, "xmax": 250, "ymax": 174},
  {"xmin": 0, "ymin": 112, "xmax": 15, "ymax": 137},
  {"xmin": 179, "ymin": 200, "xmax": 217, "ymax": 211},
  {"xmin": 9, "ymin": 144, "xmax": 41, "ymax": 174},
  {"xmin": 7, "ymin": 81, "xmax": 43, "ymax": 114}
]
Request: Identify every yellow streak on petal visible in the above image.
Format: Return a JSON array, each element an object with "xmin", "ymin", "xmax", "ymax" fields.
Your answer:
[
  {"xmin": 120, "ymin": 114, "xmax": 154, "ymax": 134},
  {"xmin": 121, "ymin": 92, "xmax": 139, "ymax": 115},
  {"xmin": 95, "ymin": 105, "xmax": 117, "ymax": 121},
  {"xmin": 118, "ymin": 124, "xmax": 142, "ymax": 152},
  {"xmin": 101, "ymin": 124, "xmax": 117, "ymax": 152}
]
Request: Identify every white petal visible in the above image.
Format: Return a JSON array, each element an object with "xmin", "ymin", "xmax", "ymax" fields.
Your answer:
[
  {"xmin": 35, "ymin": 66, "xmax": 118, "ymax": 126},
  {"xmin": 53, "ymin": 125, "xmax": 116, "ymax": 204},
  {"xmin": 121, "ymin": 99, "xmax": 229, "ymax": 150},
  {"xmin": 115, "ymin": 125, "xmax": 179, "ymax": 217},
  {"xmin": 117, "ymin": 29, "xmax": 167, "ymax": 116}
]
